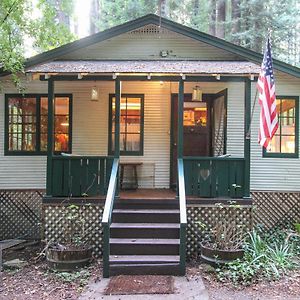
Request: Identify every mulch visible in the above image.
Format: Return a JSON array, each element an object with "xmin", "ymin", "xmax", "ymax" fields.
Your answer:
[{"xmin": 104, "ymin": 275, "xmax": 175, "ymax": 295}]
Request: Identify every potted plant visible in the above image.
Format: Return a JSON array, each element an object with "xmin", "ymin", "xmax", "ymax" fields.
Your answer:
[
  {"xmin": 200, "ymin": 204, "xmax": 246, "ymax": 266},
  {"xmin": 46, "ymin": 204, "xmax": 93, "ymax": 271}
]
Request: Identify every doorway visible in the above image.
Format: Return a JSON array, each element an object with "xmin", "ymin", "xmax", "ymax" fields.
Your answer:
[{"xmin": 170, "ymin": 90, "xmax": 227, "ymax": 187}]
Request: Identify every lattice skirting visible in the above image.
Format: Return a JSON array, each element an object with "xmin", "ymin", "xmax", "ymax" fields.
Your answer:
[
  {"xmin": 0, "ymin": 190, "xmax": 44, "ymax": 240},
  {"xmin": 252, "ymin": 191, "xmax": 300, "ymax": 229},
  {"xmin": 186, "ymin": 204, "xmax": 253, "ymax": 259},
  {"xmin": 43, "ymin": 204, "xmax": 104, "ymax": 257}
]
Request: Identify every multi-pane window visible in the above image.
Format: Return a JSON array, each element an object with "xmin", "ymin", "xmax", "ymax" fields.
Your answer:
[
  {"xmin": 110, "ymin": 94, "xmax": 144, "ymax": 155},
  {"xmin": 264, "ymin": 96, "xmax": 298, "ymax": 157},
  {"xmin": 6, "ymin": 94, "xmax": 72, "ymax": 154}
]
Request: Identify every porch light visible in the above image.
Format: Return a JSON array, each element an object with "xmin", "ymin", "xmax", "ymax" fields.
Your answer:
[
  {"xmin": 192, "ymin": 86, "xmax": 202, "ymax": 101},
  {"xmin": 91, "ymin": 86, "xmax": 99, "ymax": 101}
]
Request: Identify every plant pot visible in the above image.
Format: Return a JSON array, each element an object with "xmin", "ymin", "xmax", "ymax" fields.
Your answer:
[
  {"xmin": 200, "ymin": 243, "xmax": 244, "ymax": 266},
  {"xmin": 46, "ymin": 245, "xmax": 93, "ymax": 271}
]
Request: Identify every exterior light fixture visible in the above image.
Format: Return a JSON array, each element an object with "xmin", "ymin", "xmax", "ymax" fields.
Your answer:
[
  {"xmin": 91, "ymin": 86, "xmax": 99, "ymax": 101},
  {"xmin": 250, "ymin": 74, "xmax": 255, "ymax": 81},
  {"xmin": 78, "ymin": 73, "xmax": 83, "ymax": 79},
  {"xmin": 192, "ymin": 86, "xmax": 202, "ymax": 101},
  {"xmin": 45, "ymin": 73, "xmax": 50, "ymax": 79},
  {"xmin": 216, "ymin": 74, "xmax": 221, "ymax": 80},
  {"xmin": 180, "ymin": 73, "xmax": 186, "ymax": 80}
]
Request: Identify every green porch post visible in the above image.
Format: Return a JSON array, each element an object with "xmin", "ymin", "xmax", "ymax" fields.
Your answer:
[
  {"xmin": 114, "ymin": 78, "xmax": 121, "ymax": 158},
  {"xmin": 46, "ymin": 78, "xmax": 54, "ymax": 196},
  {"xmin": 244, "ymin": 78, "xmax": 251, "ymax": 198},
  {"xmin": 178, "ymin": 79, "xmax": 184, "ymax": 158}
]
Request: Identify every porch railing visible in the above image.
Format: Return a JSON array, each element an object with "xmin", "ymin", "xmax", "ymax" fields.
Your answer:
[
  {"xmin": 102, "ymin": 158, "xmax": 119, "ymax": 278},
  {"xmin": 50, "ymin": 156, "xmax": 114, "ymax": 197},
  {"xmin": 183, "ymin": 156, "xmax": 245, "ymax": 198},
  {"xmin": 177, "ymin": 158, "xmax": 187, "ymax": 275}
]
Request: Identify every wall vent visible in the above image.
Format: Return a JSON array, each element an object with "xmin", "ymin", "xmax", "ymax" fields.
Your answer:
[{"xmin": 128, "ymin": 24, "xmax": 175, "ymax": 36}]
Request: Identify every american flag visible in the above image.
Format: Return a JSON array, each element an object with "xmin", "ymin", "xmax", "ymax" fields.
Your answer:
[{"xmin": 257, "ymin": 38, "xmax": 278, "ymax": 148}]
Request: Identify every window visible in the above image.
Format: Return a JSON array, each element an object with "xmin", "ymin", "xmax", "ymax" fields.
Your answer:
[
  {"xmin": 109, "ymin": 94, "xmax": 144, "ymax": 155},
  {"xmin": 5, "ymin": 94, "xmax": 72, "ymax": 155},
  {"xmin": 264, "ymin": 96, "xmax": 298, "ymax": 158}
]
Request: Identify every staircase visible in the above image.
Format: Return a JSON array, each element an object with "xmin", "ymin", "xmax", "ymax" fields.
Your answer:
[{"xmin": 108, "ymin": 198, "xmax": 181, "ymax": 276}]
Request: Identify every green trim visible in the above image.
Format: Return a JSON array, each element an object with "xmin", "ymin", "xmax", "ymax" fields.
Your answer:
[
  {"xmin": 108, "ymin": 93, "xmax": 144, "ymax": 156},
  {"xmin": 263, "ymin": 95, "xmax": 299, "ymax": 159},
  {"xmin": 4, "ymin": 93, "xmax": 72, "ymax": 156},
  {"xmin": 244, "ymin": 79, "xmax": 251, "ymax": 198},
  {"xmin": 4, "ymin": 14, "xmax": 298, "ymax": 79},
  {"xmin": 40, "ymin": 75, "xmax": 251, "ymax": 82},
  {"xmin": 178, "ymin": 80, "xmax": 184, "ymax": 159}
]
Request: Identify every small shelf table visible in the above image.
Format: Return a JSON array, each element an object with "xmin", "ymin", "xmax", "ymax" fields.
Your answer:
[{"xmin": 120, "ymin": 162, "xmax": 142, "ymax": 190}]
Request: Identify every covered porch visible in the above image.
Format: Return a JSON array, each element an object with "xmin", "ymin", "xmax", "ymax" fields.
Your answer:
[{"xmin": 27, "ymin": 60, "xmax": 258, "ymax": 201}]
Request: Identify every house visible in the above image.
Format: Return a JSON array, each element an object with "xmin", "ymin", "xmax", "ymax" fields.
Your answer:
[{"xmin": 1, "ymin": 14, "xmax": 300, "ymax": 277}]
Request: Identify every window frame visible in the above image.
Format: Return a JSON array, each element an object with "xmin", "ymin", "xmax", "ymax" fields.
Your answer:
[
  {"xmin": 5, "ymin": 93, "xmax": 73, "ymax": 156},
  {"xmin": 263, "ymin": 95, "xmax": 299, "ymax": 158},
  {"xmin": 108, "ymin": 93, "xmax": 144, "ymax": 156}
]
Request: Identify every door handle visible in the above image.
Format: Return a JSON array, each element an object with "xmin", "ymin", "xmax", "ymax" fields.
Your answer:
[{"xmin": 173, "ymin": 143, "xmax": 177, "ymax": 146}]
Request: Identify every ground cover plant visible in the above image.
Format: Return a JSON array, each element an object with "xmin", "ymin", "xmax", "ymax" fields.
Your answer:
[{"xmin": 215, "ymin": 227, "xmax": 300, "ymax": 285}]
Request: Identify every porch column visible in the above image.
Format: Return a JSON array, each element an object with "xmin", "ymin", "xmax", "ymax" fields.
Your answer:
[
  {"xmin": 244, "ymin": 78, "xmax": 251, "ymax": 198},
  {"xmin": 178, "ymin": 79, "xmax": 184, "ymax": 158},
  {"xmin": 114, "ymin": 78, "xmax": 121, "ymax": 158},
  {"xmin": 46, "ymin": 78, "xmax": 54, "ymax": 196}
]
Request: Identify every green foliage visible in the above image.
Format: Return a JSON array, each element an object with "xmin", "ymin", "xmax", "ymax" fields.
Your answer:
[
  {"xmin": 216, "ymin": 229, "xmax": 299, "ymax": 285},
  {"xmin": 51, "ymin": 268, "xmax": 91, "ymax": 286},
  {"xmin": 0, "ymin": 0, "xmax": 75, "ymax": 88}
]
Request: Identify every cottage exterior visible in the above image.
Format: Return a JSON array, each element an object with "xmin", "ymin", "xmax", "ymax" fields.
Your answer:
[{"xmin": 1, "ymin": 14, "xmax": 300, "ymax": 276}]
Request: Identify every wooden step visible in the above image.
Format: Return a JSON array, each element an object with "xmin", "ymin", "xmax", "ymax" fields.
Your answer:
[
  {"xmin": 110, "ymin": 238, "xmax": 180, "ymax": 255},
  {"xmin": 115, "ymin": 199, "xmax": 178, "ymax": 209},
  {"xmin": 110, "ymin": 223, "xmax": 180, "ymax": 238},
  {"xmin": 109, "ymin": 263, "xmax": 181, "ymax": 276},
  {"xmin": 112, "ymin": 209, "xmax": 180, "ymax": 223},
  {"xmin": 109, "ymin": 255, "xmax": 180, "ymax": 264}
]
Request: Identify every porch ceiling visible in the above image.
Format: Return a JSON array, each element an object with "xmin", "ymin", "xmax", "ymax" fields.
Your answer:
[{"xmin": 26, "ymin": 60, "xmax": 260, "ymax": 75}]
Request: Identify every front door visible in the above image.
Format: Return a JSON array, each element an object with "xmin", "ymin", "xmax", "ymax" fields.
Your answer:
[
  {"xmin": 170, "ymin": 93, "xmax": 212, "ymax": 187},
  {"xmin": 170, "ymin": 90, "xmax": 227, "ymax": 188}
]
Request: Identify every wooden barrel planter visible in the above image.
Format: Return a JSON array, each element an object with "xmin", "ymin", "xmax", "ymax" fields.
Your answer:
[
  {"xmin": 200, "ymin": 243, "xmax": 244, "ymax": 266},
  {"xmin": 46, "ymin": 246, "xmax": 93, "ymax": 271}
]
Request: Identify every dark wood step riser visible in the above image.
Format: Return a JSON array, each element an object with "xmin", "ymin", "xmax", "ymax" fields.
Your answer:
[
  {"xmin": 114, "ymin": 204, "xmax": 179, "ymax": 210},
  {"xmin": 111, "ymin": 228, "xmax": 180, "ymax": 239},
  {"xmin": 109, "ymin": 264, "xmax": 181, "ymax": 276},
  {"xmin": 112, "ymin": 213, "xmax": 180, "ymax": 223},
  {"xmin": 110, "ymin": 244, "xmax": 179, "ymax": 255}
]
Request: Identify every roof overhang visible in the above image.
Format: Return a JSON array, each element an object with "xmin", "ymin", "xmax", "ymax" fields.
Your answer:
[{"xmin": 26, "ymin": 60, "xmax": 261, "ymax": 78}]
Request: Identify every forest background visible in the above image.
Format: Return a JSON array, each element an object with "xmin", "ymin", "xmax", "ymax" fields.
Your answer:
[{"xmin": 1, "ymin": 0, "xmax": 300, "ymax": 83}]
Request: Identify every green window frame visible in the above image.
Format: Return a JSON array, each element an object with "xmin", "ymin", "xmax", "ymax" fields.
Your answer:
[
  {"xmin": 5, "ymin": 94, "xmax": 72, "ymax": 155},
  {"xmin": 108, "ymin": 94, "xmax": 144, "ymax": 156},
  {"xmin": 263, "ymin": 95, "xmax": 299, "ymax": 158}
]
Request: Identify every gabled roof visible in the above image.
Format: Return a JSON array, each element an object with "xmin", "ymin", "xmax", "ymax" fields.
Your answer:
[{"xmin": 4, "ymin": 14, "xmax": 300, "ymax": 78}]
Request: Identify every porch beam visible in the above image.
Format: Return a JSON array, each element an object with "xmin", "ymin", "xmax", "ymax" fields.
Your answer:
[
  {"xmin": 114, "ymin": 78, "xmax": 121, "ymax": 158},
  {"xmin": 244, "ymin": 78, "xmax": 251, "ymax": 198},
  {"xmin": 39, "ymin": 75, "xmax": 254, "ymax": 82},
  {"xmin": 46, "ymin": 79, "xmax": 54, "ymax": 196},
  {"xmin": 178, "ymin": 79, "xmax": 184, "ymax": 158}
]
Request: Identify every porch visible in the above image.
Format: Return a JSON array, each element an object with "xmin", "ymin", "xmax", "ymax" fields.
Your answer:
[{"xmin": 27, "ymin": 64, "xmax": 253, "ymax": 277}]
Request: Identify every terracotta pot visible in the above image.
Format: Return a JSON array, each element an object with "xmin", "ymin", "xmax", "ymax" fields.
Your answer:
[
  {"xmin": 200, "ymin": 243, "xmax": 244, "ymax": 266},
  {"xmin": 46, "ymin": 245, "xmax": 92, "ymax": 271}
]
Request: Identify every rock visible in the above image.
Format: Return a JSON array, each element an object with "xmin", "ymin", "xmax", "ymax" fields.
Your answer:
[
  {"xmin": 3, "ymin": 259, "xmax": 28, "ymax": 269},
  {"xmin": 200, "ymin": 263, "xmax": 216, "ymax": 273}
]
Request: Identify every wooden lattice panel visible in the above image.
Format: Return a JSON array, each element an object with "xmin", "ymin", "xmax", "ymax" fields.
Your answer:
[
  {"xmin": 186, "ymin": 204, "xmax": 253, "ymax": 259},
  {"xmin": 44, "ymin": 204, "xmax": 104, "ymax": 257},
  {"xmin": 252, "ymin": 191, "xmax": 300, "ymax": 229},
  {"xmin": 0, "ymin": 190, "xmax": 43, "ymax": 240}
]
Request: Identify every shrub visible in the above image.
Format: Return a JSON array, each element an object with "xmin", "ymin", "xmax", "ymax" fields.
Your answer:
[{"xmin": 216, "ymin": 229, "xmax": 299, "ymax": 285}]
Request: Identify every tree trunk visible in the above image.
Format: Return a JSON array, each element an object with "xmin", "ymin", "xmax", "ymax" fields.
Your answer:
[
  {"xmin": 209, "ymin": 0, "xmax": 216, "ymax": 36},
  {"xmin": 231, "ymin": 0, "xmax": 241, "ymax": 44},
  {"xmin": 216, "ymin": 0, "xmax": 226, "ymax": 38},
  {"xmin": 90, "ymin": 0, "xmax": 100, "ymax": 34}
]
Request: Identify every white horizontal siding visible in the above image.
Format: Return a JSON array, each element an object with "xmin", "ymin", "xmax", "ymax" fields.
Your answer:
[
  {"xmin": 250, "ymin": 72, "xmax": 300, "ymax": 191},
  {"xmin": 59, "ymin": 29, "xmax": 239, "ymax": 61}
]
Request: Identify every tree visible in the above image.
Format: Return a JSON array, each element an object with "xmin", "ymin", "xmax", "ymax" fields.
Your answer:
[{"xmin": 0, "ymin": 0, "xmax": 75, "ymax": 88}]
